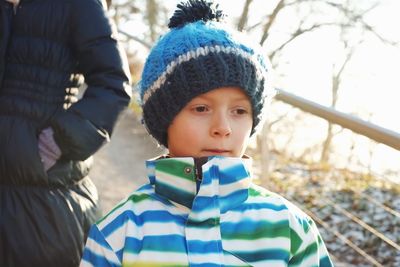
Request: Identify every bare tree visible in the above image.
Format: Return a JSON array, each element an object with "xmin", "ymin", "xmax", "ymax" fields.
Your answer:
[
  {"xmin": 233, "ymin": 0, "xmax": 398, "ymax": 170},
  {"xmin": 145, "ymin": 0, "xmax": 159, "ymax": 43},
  {"xmin": 237, "ymin": 0, "xmax": 253, "ymax": 31},
  {"xmin": 110, "ymin": 0, "xmax": 169, "ymax": 49},
  {"xmin": 320, "ymin": 36, "xmax": 360, "ymax": 163},
  {"xmin": 319, "ymin": 1, "xmax": 396, "ymax": 163}
]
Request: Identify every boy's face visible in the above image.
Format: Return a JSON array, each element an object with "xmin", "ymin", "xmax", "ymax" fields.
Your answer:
[{"xmin": 167, "ymin": 87, "xmax": 253, "ymax": 158}]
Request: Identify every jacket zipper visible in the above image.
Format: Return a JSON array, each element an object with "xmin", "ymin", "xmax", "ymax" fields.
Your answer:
[{"xmin": 194, "ymin": 166, "xmax": 201, "ymax": 181}]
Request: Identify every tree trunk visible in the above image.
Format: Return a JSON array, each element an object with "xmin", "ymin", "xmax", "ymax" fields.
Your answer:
[
  {"xmin": 237, "ymin": 0, "xmax": 253, "ymax": 31},
  {"xmin": 259, "ymin": 123, "xmax": 270, "ymax": 180}
]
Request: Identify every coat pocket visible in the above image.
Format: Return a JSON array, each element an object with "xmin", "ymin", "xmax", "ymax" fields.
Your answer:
[{"xmin": 0, "ymin": 117, "xmax": 48, "ymax": 185}]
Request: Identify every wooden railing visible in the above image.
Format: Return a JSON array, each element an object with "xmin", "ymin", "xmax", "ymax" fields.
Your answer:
[{"xmin": 274, "ymin": 88, "xmax": 400, "ymax": 151}]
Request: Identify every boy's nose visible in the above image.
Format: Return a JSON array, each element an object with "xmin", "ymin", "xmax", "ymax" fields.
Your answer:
[{"xmin": 210, "ymin": 113, "xmax": 232, "ymax": 137}]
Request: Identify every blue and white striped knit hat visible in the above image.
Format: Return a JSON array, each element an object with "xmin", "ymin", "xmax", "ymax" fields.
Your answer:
[{"xmin": 139, "ymin": 0, "xmax": 270, "ymax": 147}]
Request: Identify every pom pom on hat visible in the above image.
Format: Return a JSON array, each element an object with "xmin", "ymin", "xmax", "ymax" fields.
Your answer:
[
  {"xmin": 168, "ymin": 0, "xmax": 224, "ymax": 28},
  {"xmin": 139, "ymin": 0, "xmax": 270, "ymax": 147}
]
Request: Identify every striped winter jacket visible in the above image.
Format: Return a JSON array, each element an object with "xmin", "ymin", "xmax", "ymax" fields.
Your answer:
[{"xmin": 81, "ymin": 156, "xmax": 333, "ymax": 267}]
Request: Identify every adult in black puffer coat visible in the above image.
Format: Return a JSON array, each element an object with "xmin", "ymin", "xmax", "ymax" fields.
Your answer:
[{"xmin": 0, "ymin": 0, "xmax": 132, "ymax": 266}]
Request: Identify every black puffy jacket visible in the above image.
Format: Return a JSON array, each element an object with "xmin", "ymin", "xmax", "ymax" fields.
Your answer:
[{"xmin": 0, "ymin": 0, "xmax": 131, "ymax": 266}]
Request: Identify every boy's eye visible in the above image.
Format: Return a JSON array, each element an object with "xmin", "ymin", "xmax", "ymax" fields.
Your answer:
[
  {"xmin": 233, "ymin": 108, "xmax": 249, "ymax": 115},
  {"xmin": 193, "ymin": 105, "xmax": 208, "ymax": 112}
]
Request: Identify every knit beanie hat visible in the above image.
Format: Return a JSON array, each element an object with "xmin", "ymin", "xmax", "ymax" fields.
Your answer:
[{"xmin": 138, "ymin": 0, "xmax": 270, "ymax": 147}]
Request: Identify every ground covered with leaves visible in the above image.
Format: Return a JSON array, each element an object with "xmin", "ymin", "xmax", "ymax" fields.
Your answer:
[{"xmin": 254, "ymin": 155, "xmax": 400, "ymax": 267}]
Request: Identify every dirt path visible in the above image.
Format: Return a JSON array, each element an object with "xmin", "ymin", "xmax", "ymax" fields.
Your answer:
[{"xmin": 89, "ymin": 109, "xmax": 165, "ymax": 214}]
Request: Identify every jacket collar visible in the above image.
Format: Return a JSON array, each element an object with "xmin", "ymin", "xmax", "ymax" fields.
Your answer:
[{"xmin": 146, "ymin": 156, "xmax": 253, "ymax": 213}]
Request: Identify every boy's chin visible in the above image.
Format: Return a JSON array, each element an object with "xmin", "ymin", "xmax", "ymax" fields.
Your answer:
[{"xmin": 199, "ymin": 151, "xmax": 235, "ymax": 158}]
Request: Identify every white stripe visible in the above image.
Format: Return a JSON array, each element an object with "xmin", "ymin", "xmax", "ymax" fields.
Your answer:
[
  {"xmin": 252, "ymin": 259, "xmax": 287, "ymax": 267},
  {"xmin": 84, "ymin": 237, "xmax": 121, "ymax": 266},
  {"xmin": 187, "ymin": 252, "xmax": 224, "ymax": 264},
  {"xmin": 97, "ymin": 196, "xmax": 153, "ymax": 229},
  {"xmin": 223, "ymin": 253, "xmax": 250, "ymax": 266},
  {"xmin": 288, "ymin": 252, "xmax": 320, "ymax": 267},
  {"xmin": 185, "ymin": 227, "xmax": 221, "ymax": 242},
  {"xmin": 123, "ymin": 251, "xmax": 188, "ymax": 264},
  {"xmin": 79, "ymin": 258, "xmax": 95, "ymax": 267},
  {"xmin": 219, "ymin": 177, "xmax": 251, "ymax": 197},
  {"xmin": 142, "ymin": 45, "xmax": 266, "ymax": 103},
  {"xmin": 106, "ymin": 221, "xmax": 185, "ymax": 251},
  {"xmin": 98, "ymin": 192, "xmax": 187, "ymax": 230},
  {"xmin": 197, "ymin": 178, "xmax": 219, "ymax": 197},
  {"xmin": 188, "ymin": 205, "xmax": 219, "ymax": 222},
  {"xmin": 223, "ymin": 237, "xmax": 289, "ymax": 252},
  {"xmin": 222, "ymin": 208, "xmax": 289, "ymax": 223},
  {"xmin": 156, "ymin": 171, "xmax": 196, "ymax": 195},
  {"xmin": 247, "ymin": 191, "xmax": 287, "ymax": 206}
]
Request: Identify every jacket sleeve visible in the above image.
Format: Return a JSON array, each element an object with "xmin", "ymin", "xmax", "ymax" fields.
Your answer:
[
  {"xmin": 288, "ymin": 213, "xmax": 334, "ymax": 267},
  {"xmin": 80, "ymin": 225, "xmax": 122, "ymax": 267},
  {"xmin": 52, "ymin": 0, "xmax": 132, "ymax": 161}
]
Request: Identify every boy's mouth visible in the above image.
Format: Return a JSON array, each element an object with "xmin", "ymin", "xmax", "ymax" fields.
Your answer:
[{"xmin": 203, "ymin": 149, "xmax": 230, "ymax": 155}]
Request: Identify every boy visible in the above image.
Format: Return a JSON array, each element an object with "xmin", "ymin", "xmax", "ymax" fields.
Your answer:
[{"xmin": 81, "ymin": 0, "xmax": 334, "ymax": 266}]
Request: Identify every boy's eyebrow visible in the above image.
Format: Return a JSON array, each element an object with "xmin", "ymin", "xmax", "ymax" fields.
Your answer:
[
  {"xmin": 232, "ymin": 96, "xmax": 251, "ymax": 102},
  {"xmin": 194, "ymin": 95, "xmax": 250, "ymax": 102}
]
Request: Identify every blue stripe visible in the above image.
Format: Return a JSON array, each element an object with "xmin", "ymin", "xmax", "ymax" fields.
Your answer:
[
  {"xmin": 187, "ymin": 240, "xmax": 222, "ymax": 254},
  {"xmin": 142, "ymin": 235, "xmax": 187, "ymax": 252},
  {"xmin": 145, "ymin": 160, "xmax": 156, "ymax": 184},
  {"xmin": 155, "ymin": 181, "xmax": 194, "ymax": 208},
  {"xmin": 115, "ymin": 248, "xmax": 124, "ymax": 265},
  {"xmin": 87, "ymin": 226, "xmax": 111, "ymax": 249},
  {"xmin": 320, "ymin": 255, "xmax": 334, "ymax": 267},
  {"xmin": 219, "ymin": 164, "xmax": 249, "ymax": 185},
  {"xmin": 233, "ymin": 201, "xmax": 288, "ymax": 212},
  {"xmin": 191, "ymin": 196, "xmax": 218, "ymax": 213},
  {"xmin": 119, "ymin": 236, "xmax": 142, "ymax": 254},
  {"xmin": 198, "ymin": 173, "xmax": 213, "ymax": 186},
  {"xmin": 136, "ymin": 183, "xmax": 153, "ymax": 191},
  {"xmin": 101, "ymin": 210, "xmax": 185, "ymax": 237},
  {"xmin": 219, "ymin": 189, "xmax": 248, "ymax": 212},
  {"xmin": 232, "ymin": 249, "xmax": 290, "ymax": 263},
  {"xmin": 81, "ymin": 247, "xmax": 118, "ymax": 267}
]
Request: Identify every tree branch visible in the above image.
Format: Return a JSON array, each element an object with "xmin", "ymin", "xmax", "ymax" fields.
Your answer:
[{"xmin": 260, "ymin": 0, "xmax": 286, "ymax": 45}]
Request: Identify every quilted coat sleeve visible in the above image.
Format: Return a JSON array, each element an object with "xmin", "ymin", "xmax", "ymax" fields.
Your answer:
[{"xmin": 52, "ymin": 0, "xmax": 132, "ymax": 161}]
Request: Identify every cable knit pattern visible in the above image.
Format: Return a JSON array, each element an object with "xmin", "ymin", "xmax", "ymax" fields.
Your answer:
[{"xmin": 81, "ymin": 157, "xmax": 333, "ymax": 267}]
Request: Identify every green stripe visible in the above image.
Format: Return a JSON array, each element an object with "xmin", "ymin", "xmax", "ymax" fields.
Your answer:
[
  {"xmin": 186, "ymin": 217, "xmax": 220, "ymax": 228},
  {"xmin": 223, "ymin": 220, "xmax": 290, "ymax": 240},
  {"xmin": 249, "ymin": 187, "xmax": 272, "ymax": 197},
  {"xmin": 290, "ymin": 228, "xmax": 303, "ymax": 255},
  {"xmin": 97, "ymin": 193, "xmax": 151, "ymax": 224},
  {"xmin": 289, "ymin": 241, "xmax": 318, "ymax": 265},
  {"xmin": 156, "ymin": 159, "xmax": 194, "ymax": 182}
]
